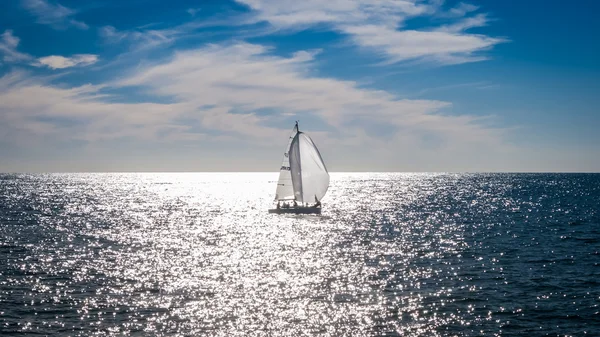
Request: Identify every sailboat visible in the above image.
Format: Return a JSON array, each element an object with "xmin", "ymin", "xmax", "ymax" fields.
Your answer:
[{"xmin": 269, "ymin": 121, "xmax": 329, "ymax": 214}]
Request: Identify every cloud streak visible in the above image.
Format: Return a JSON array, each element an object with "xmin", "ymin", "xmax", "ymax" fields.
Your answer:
[
  {"xmin": 445, "ymin": 2, "xmax": 479, "ymax": 18},
  {"xmin": 0, "ymin": 70, "xmax": 187, "ymax": 146},
  {"xmin": 99, "ymin": 25, "xmax": 174, "ymax": 48},
  {"xmin": 116, "ymin": 42, "xmax": 507, "ymax": 152},
  {"xmin": 37, "ymin": 54, "xmax": 99, "ymax": 69},
  {"xmin": 0, "ymin": 30, "xmax": 33, "ymax": 63},
  {"xmin": 235, "ymin": 0, "xmax": 506, "ymax": 65},
  {"xmin": 187, "ymin": 8, "xmax": 201, "ymax": 16},
  {"xmin": 21, "ymin": 0, "xmax": 88, "ymax": 30},
  {"xmin": 343, "ymin": 24, "xmax": 503, "ymax": 65},
  {"xmin": 0, "ymin": 30, "xmax": 98, "ymax": 69},
  {"xmin": 0, "ymin": 42, "xmax": 508, "ymax": 158}
]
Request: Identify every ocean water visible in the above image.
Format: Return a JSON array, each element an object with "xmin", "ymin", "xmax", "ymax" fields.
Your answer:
[{"xmin": 0, "ymin": 173, "xmax": 598, "ymax": 336}]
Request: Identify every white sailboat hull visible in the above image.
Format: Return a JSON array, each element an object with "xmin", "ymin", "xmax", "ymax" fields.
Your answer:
[{"xmin": 268, "ymin": 207, "xmax": 321, "ymax": 214}]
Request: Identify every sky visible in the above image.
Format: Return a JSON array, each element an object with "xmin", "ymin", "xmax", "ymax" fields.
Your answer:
[{"xmin": 0, "ymin": 0, "xmax": 598, "ymax": 172}]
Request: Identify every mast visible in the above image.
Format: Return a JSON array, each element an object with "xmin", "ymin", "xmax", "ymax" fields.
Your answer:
[{"xmin": 289, "ymin": 132, "xmax": 303, "ymax": 202}]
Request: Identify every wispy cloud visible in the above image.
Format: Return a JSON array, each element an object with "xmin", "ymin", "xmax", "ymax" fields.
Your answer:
[
  {"xmin": 238, "ymin": 0, "xmax": 433, "ymax": 28},
  {"xmin": 97, "ymin": 15, "xmax": 274, "ymax": 55},
  {"xmin": 406, "ymin": 81, "xmax": 493, "ymax": 98},
  {"xmin": 0, "ymin": 42, "xmax": 509, "ymax": 155},
  {"xmin": 235, "ymin": 0, "xmax": 505, "ymax": 65},
  {"xmin": 437, "ymin": 13, "xmax": 490, "ymax": 33},
  {"xmin": 0, "ymin": 30, "xmax": 33, "ymax": 63},
  {"xmin": 445, "ymin": 2, "xmax": 479, "ymax": 18},
  {"xmin": 1, "ymin": 30, "xmax": 98, "ymax": 69},
  {"xmin": 0, "ymin": 70, "xmax": 188, "ymax": 147},
  {"xmin": 187, "ymin": 8, "xmax": 201, "ymax": 16},
  {"xmin": 98, "ymin": 25, "xmax": 129, "ymax": 43},
  {"xmin": 21, "ymin": 0, "xmax": 88, "ymax": 30},
  {"xmin": 343, "ymin": 24, "xmax": 504, "ymax": 65},
  {"xmin": 99, "ymin": 25, "xmax": 180, "ymax": 50},
  {"xmin": 37, "ymin": 54, "xmax": 98, "ymax": 69},
  {"xmin": 116, "ymin": 42, "xmax": 507, "ymax": 151}
]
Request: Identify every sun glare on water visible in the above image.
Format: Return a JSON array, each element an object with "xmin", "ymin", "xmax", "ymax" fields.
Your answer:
[{"xmin": 2, "ymin": 172, "xmax": 598, "ymax": 336}]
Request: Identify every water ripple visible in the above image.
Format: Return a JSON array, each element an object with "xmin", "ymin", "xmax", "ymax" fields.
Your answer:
[{"xmin": 1, "ymin": 173, "xmax": 599, "ymax": 336}]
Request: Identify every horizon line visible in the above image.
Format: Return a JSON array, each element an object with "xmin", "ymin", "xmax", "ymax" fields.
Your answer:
[{"xmin": 1, "ymin": 171, "xmax": 599, "ymax": 174}]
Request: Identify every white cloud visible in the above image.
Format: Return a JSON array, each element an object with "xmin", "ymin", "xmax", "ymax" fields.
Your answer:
[
  {"xmin": 437, "ymin": 13, "xmax": 490, "ymax": 33},
  {"xmin": 446, "ymin": 2, "xmax": 479, "ymax": 18},
  {"xmin": 0, "ymin": 30, "xmax": 34, "ymax": 62},
  {"xmin": 99, "ymin": 25, "xmax": 176, "ymax": 49},
  {"xmin": 235, "ymin": 0, "xmax": 505, "ymax": 65},
  {"xmin": 117, "ymin": 42, "xmax": 506, "ymax": 150},
  {"xmin": 0, "ymin": 30, "xmax": 98, "ymax": 69},
  {"xmin": 343, "ymin": 24, "xmax": 503, "ymax": 64},
  {"xmin": 69, "ymin": 19, "xmax": 89, "ymax": 30},
  {"xmin": 97, "ymin": 14, "xmax": 277, "ymax": 56},
  {"xmin": 0, "ymin": 70, "xmax": 188, "ymax": 145},
  {"xmin": 187, "ymin": 8, "xmax": 201, "ymax": 16},
  {"xmin": 0, "ymin": 42, "xmax": 515, "ymax": 171},
  {"xmin": 239, "ymin": 0, "xmax": 432, "ymax": 28},
  {"xmin": 21, "ymin": 0, "xmax": 88, "ymax": 30},
  {"xmin": 37, "ymin": 54, "xmax": 99, "ymax": 69},
  {"xmin": 0, "ymin": 42, "xmax": 507, "ymax": 146},
  {"xmin": 98, "ymin": 26, "xmax": 128, "ymax": 43}
]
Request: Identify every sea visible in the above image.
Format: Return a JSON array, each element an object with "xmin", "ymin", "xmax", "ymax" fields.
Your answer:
[{"xmin": 0, "ymin": 173, "xmax": 598, "ymax": 336}]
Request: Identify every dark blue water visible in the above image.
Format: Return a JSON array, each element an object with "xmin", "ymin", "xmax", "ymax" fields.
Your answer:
[{"xmin": 0, "ymin": 173, "xmax": 598, "ymax": 336}]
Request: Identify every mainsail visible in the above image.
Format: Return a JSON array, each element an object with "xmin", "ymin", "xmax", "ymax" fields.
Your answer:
[
  {"xmin": 274, "ymin": 124, "xmax": 298, "ymax": 200},
  {"xmin": 288, "ymin": 130, "xmax": 329, "ymax": 204}
]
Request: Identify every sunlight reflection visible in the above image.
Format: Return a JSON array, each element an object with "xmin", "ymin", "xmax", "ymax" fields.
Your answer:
[{"xmin": 2, "ymin": 172, "xmax": 538, "ymax": 336}]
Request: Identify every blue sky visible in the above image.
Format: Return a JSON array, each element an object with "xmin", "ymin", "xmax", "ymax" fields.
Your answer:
[{"xmin": 0, "ymin": 0, "xmax": 598, "ymax": 172}]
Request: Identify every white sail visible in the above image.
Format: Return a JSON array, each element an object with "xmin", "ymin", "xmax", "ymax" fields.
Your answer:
[
  {"xmin": 289, "ymin": 132, "xmax": 329, "ymax": 204},
  {"xmin": 274, "ymin": 124, "xmax": 298, "ymax": 200}
]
